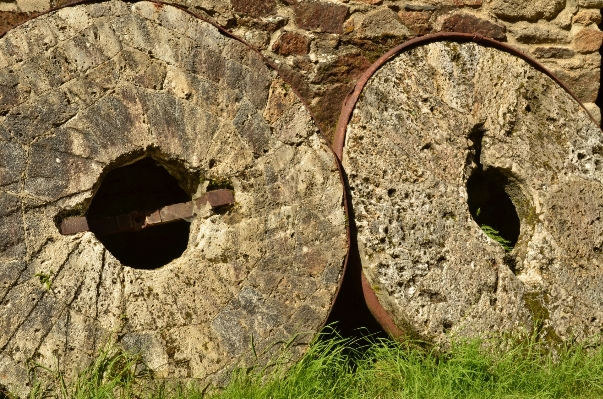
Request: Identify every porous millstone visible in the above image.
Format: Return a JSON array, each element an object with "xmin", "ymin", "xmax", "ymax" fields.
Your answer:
[
  {"xmin": 0, "ymin": 1, "xmax": 347, "ymax": 395},
  {"xmin": 343, "ymin": 41, "xmax": 603, "ymax": 345}
]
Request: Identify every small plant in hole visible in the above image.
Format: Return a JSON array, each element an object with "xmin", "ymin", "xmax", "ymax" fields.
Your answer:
[
  {"xmin": 467, "ymin": 170, "xmax": 520, "ymax": 252},
  {"xmin": 479, "ymin": 223, "xmax": 514, "ymax": 252}
]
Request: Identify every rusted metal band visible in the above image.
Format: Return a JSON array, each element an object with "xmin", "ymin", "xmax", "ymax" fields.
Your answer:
[
  {"xmin": 60, "ymin": 188, "xmax": 234, "ymax": 236},
  {"xmin": 360, "ymin": 272, "xmax": 404, "ymax": 338},
  {"xmin": 321, "ymin": 154, "xmax": 351, "ymax": 327},
  {"xmin": 332, "ymin": 32, "xmax": 603, "ymax": 160}
]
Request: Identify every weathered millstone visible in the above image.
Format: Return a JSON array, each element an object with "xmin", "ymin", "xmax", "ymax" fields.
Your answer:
[
  {"xmin": 0, "ymin": 1, "xmax": 347, "ymax": 395},
  {"xmin": 341, "ymin": 39, "xmax": 603, "ymax": 345}
]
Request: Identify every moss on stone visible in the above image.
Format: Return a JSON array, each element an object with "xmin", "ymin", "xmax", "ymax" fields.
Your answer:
[
  {"xmin": 523, "ymin": 292, "xmax": 563, "ymax": 345},
  {"xmin": 206, "ymin": 177, "xmax": 235, "ymax": 191}
]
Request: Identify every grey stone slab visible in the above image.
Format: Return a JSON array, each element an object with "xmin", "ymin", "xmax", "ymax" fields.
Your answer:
[
  {"xmin": 21, "ymin": 48, "xmax": 79, "ymax": 94},
  {"xmin": 0, "ymin": 68, "xmax": 31, "ymax": 114},
  {"xmin": 187, "ymin": 44, "xmax": 226, "ymax": 83},
  {"xmin": 0, "ymin": 260, "xmax": 27, "ymax": 301},
  {"xmin": 233, "ymin": 99, "xmax": 272, "ymax": 157},
  {"xmin": 116, "ymin": 48, "xmax": 167, "ymax": 90},
  {"xmin": 0, "ymin": 212, "xmax": 25, "ymax": 261},
  {"xmin": 5, "ymin": 90, "xmax": 79, "ymax": 144},
  {"xmin": 25, "ymin": 144, "xmax": 103, "ymax": 200}
]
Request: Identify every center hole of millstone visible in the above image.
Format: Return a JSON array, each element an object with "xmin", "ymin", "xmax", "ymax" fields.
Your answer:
[
  {"xmin": 466, "ymin": 126, "xmax": 520, "ymax": 252},
  {"xmin": 466, "ymin": 168, "xmax": 521, "ymax": 252},
  {"xmin": 87, "ymin": 157, "xmax": 191, "ymax": 270}
]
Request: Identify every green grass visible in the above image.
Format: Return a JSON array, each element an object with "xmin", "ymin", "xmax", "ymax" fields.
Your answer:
[{"xmin": 23, "ymin": 329, "xmax": 603, "ymax": 399}]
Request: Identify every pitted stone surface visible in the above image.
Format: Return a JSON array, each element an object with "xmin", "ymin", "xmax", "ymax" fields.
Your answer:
[
  {"xmin": 343, "ymin": 41, "xmax": 603, "ymax": 344},
  {"xmin": 0, "ymin": 1, "xmax": 347, "ymax": 394}
]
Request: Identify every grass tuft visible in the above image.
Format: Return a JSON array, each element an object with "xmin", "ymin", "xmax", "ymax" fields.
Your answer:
[{"xmin": 22, "ymin": 329, "xmax": 603, "ymax": 399}]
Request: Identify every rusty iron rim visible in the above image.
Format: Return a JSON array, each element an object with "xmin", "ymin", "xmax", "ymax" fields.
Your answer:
[
  {"xmin": 0, "ymin": 0, "xmax": 351, "ymax": 329},
  {"xmin": 333, "ymin": 32, "xmax": 603, "ymax": 340}
]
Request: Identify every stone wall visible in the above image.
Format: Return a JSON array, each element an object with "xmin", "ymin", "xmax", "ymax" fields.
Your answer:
[{"xmin": 2, "ymin": 0, "xmax": 603, "ymax": 136}]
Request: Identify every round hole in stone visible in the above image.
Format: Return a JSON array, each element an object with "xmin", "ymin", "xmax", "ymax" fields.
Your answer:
[
  {"xmin": 87, "ymin": 157, "xmax": 191, "ymax": 269},
  {"xmin": 466, "ymin": 168, "xmax": 520, "ymax": 251}
]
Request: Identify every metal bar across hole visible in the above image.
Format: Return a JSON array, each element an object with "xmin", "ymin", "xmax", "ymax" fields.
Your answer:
[{"xmin": 60, "ymin": 189, "xmax": 235, "ymax": 236}]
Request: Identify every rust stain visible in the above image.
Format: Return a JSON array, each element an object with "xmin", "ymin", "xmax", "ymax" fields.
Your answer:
[{"xmin": 205, "ymin": 188, "xmax": 235, "ymax": 208}]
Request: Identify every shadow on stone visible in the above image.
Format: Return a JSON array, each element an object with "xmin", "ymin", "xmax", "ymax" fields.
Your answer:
[
  {"xmin": 324, "ymin": 164, "xmax": 388, "ymax": 344},
  {"xmin": 465, "ymin": 125, "xmax": 520, "ymax": 252},
  {"xmin": 0, "ymin": 384, "xmax": 13, "ymax": 399}
]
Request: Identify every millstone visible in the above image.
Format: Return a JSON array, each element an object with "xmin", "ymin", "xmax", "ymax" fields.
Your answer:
[
  {"xmin": 340, "ymin": 39, "xmax": 603, "ymax": 344},
  {"xmin": 0, "ymin": 1, "xmax": 347, "ymax": 394}
]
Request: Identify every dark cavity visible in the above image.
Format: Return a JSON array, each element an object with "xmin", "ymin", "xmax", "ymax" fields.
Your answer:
[
  {"xmin": 466, "ymin": 126, "xmax": 520, "ymax": 251},
  {"xmin": 87, "ymin": 157, "xmax": 191, "ymax": 269}
]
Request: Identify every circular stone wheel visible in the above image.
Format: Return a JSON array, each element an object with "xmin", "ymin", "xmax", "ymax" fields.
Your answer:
[
  {"xmin": 339, "ymin": 37, "xmax": 603, "ymax": 345},
  {"xmin": 0, "ymin": 1, "xmax": 347, "ymax": 394}
]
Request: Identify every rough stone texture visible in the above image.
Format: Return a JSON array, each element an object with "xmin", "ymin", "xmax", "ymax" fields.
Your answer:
[
  {"xmin": 585, "ymin": 102, "xmax": 603, "ymax": 125},
  {"xmin": 0, "ymin": 2, "xmax": 347, "ymax": 395},
  {"xmin": 292, "ymin": 1, "xmax": 348, "ymax": 34},
  {"xmin": 313, "ymin": 82, "xmax": 354, "ymax": 138},
  {"xmin": 533, "ymin": 46, "xmax": 576, "ymax": 59},
  {"xmin": 553, "ymin": 68, "xmax": 600, "ymax": 103},
  {"xmin": 0, "ymin": 11, "xmax": 31, "ymax": 35},
  {"xmin": 231, "ymin": 0, "xmax": 275, "ymax": 18},
  {"xmin": 573, "ymin": 9, "xmax": 602, "ymax": 25},
  {"xmin": 491, "ymin": 0, "xmax": 565, "ymax": 22},
  {"xmin": 405, "ymin": 4, "xmax": 437, "ymax": 11},
  {"xmin": 2, "ymin": 0, "xmax": 602, "ymax": 135},
  {"xmin": 343, "ymin": 41, "xmax": 603, "ymax": 345},
  {"xmin": 512, "ymin": 22, "xmax": 570, "ymax": 44},
  {"xmin": 0, "ymin": 2, "xmax": 18, "ymax": 13},
  {"xmin": 574, "ymin": 28, "xmax": 603, "ymax": 53},
  {"xmin": 312, "ymin": 53, "xmax": 371, "ymax": 85},
  {"xmin": 579, "ymin": 0, "xmax": 603, "ymax": 7},
  {"xmin": 433, "ymin": 0, "xmax": 483, "ymax": 6},
  {"xmin": 16, "ymin": 0, "xmax": 47, "ymax": 12},
  {"xmin": 355, "ymin": 7, "xmax": 409, "ymax": 39},
  {"xmin": 272, "ymin": 31, "xmax": 309, "ymax": 56},
  {"xmin": 441, "ymin": 13, "xmax": 507, "ymax": 41},
  {"xmin": 398, "ymin": 10, "xmax": 432, "ymax": 36},
  {"xmin": 555, "ymin": 6, "xmax": 577, "ymax": 30}
]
